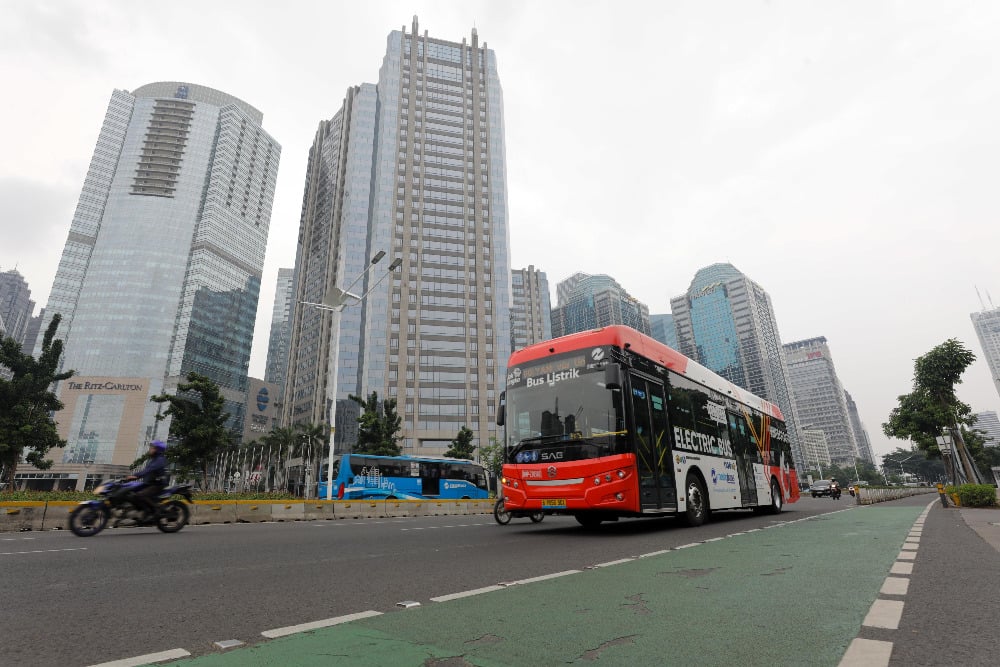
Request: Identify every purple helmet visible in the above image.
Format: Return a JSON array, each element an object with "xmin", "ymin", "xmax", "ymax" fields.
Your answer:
[{"xmin": 150, "ymin": 440, "xmax": 167, "ymax": 452}]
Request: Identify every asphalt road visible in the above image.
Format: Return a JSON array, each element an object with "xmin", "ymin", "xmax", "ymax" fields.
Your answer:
[{"xmin": 3, "ymin": 493, "xmax": 990, "ymax": 666}]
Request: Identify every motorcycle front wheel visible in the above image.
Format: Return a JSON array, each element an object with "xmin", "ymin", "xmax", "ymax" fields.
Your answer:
[
  {"xmin": 493, "ymin": 499, "xmax": 511, "ymax": 525},
  {"xmin": 69, "ymin": 504, "xmax": 109, "ymax": 537},
  {"xmin": 156, "ymin": 500, "xmax": 190, "ymax": 533}
]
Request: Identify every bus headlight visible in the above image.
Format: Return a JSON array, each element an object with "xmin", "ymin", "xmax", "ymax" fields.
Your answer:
[
  {"xmin": 512, "ymin": 480, "xmax": 519, "ymax": 489},
  {"xmin": 616, "ymin": 470, "xmax": 626, "ymax": 479},
  {"xmin": 615, "ymin": 493, "xmax": 624, "ymax": 501},
  {"xmin": 604, "ymin": 474, "xmax": 611, "ymax": 482},
  {"xmin": 594, "ymin": 476, "xmax": 601, "ymax": 486}
]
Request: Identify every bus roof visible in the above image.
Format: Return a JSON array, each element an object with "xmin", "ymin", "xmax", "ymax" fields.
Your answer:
[{"xmin": 508, "ymin": 325, "xmax": 785, "ymax": 422}]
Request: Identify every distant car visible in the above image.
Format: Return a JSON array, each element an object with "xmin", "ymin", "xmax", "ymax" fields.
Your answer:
[{"xmin": 811, "ymin": 480, "xmax": 833, "ymax": 497}]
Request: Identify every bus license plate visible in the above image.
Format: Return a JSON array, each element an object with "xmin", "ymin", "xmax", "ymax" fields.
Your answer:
[{"xmin": 542, "ymin": 499, "xmax": 566, "ymax": 508}]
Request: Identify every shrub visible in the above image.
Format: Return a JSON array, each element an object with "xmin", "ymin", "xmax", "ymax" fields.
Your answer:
[{"xmin": 952, "ymin": 484, "xmax": 997, "ymax": 508}]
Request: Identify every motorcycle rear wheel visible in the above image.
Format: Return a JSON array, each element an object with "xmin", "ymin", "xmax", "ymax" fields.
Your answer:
[
  {"xmin": 69, "ymin": 504, "xmax": 109, "ymax": 537},
  {"xmin": 156, "ymin": 500, "xmax": 190, "ymax": 533}
]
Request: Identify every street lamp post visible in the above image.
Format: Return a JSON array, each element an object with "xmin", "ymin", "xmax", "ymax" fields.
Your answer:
[{"xmin": 301, "ymin": 251, "xmax": 402, "ymax": 500}]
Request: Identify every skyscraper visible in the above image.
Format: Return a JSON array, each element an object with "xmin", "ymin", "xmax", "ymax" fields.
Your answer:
[
  {"xmin": 0, "ymin": 268, "xmax": 35, "ymax": 347},
  {"xmin": 844, "ymin": 390, "xmax": 875, "ymax": 464},
  {"xmin": 550, "ymin": 273, "xmax": 650, "ymax": 338},
  {"xmin": 782, "ymin": 337, "xmax": 859, "ymax": 466},
  {"xmin": 670, "ymin": 263, "xmax": 805, "ymax": 467},
  {"xmin": 649, "ymin": 313, "xmax": 679, "ymax": 349},
  {"xmin": 32, "ymin": 82, "xmax": 280, "ymax": 484},
  {"xmin": 285, "ymin": 18, "xmax": 511, "ymax": 456},
  {"xmin": 264, "ymin": 267, "xmax": 295, "ymax": 403},
  {"xmin": 511, "ymin": 265, "xmax": 552, "ymax": 351},
  {"xmin": 971, "ymin": 305, "xmax": 1000, "ymax": 403},
  {"xmin": 801, "ymin": 428, "xmax": 832, "ymax": 472},
  {"xmin": 972, "ymin": 410, "xmax": 1000, "ymax": 447}
]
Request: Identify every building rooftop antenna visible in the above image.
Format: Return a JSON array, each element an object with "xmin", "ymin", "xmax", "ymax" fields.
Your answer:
[{"xmin": 976, "ymin": 286, "xmax": 986, "ymax": 310}]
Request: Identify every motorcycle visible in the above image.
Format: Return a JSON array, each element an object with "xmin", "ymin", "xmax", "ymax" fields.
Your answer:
[
  {"xmin": 68, "ymin": 479, "xmax": 193, "ymax": 537},
  {"xmin": 493, "ymin": 497, "xmax": 545, "ymax": 525},
  {"xmin": 831, "ymin": 485, "xmax": 842, "ymax": 500}
]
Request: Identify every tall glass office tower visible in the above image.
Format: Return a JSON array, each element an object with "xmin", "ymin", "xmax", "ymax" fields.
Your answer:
[
  {"xmin": 511, "ymin": 265, "xmax": 552, "ymax": 352},
  {"xmin": 971, "ymin": 306, "xmax": 1000, "ymax": 403},
  {"xmin": 35, "ymin": 82, "xmax": 280, "ymax": 473},
  {"xmin": 783, "ymin": 337, "xmax": 859, "ymax": 467},
  {"xmin": 670, "ymin": 263, "xmax": 805, "ymax": 467},
  {"xmin": 285, "ymin": 18, "xmax": 511, "ymax": 456},
  {"xmin": 550, "ymin": 273, "xmax": 650, "ymax": 338}
]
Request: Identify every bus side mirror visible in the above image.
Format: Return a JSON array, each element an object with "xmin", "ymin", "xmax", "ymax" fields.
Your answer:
[
  {"xmin": 604, "ymin": 363, "xmax": 622, "ymax": 390},
  {"xmin": 496, "ymin": 391, "xmax": 506, "ymax": 426}
]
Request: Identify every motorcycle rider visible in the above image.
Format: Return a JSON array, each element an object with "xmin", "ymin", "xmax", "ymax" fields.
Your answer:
[
  {"xmin": 125, "ymin": 440, "xmax": 168, "ymax": 522},
  {"xmin": 830, "ymin": 478, "xmax": 842, "ymax": 500}
]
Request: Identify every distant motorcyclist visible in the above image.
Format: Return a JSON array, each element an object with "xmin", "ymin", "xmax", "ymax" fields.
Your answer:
[
  {"xmin": 830, "ymin": 479, "xmax": 842, "ymax": 500},
  {"xmin": 125, "ymin": 440, "xmax": 168, "ymax": 521}
]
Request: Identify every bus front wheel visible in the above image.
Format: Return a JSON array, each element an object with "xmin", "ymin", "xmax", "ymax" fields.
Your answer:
[{"xmin": 683, "ymin": 474, "xmax": 708, "ymax": 527}]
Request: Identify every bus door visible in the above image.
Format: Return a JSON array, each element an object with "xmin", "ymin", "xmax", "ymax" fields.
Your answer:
[
  {"xmin": 630, "ymin": 374, "xmax": 675, "ymax": 511},
  {"xmin": 420, "ymin": 462, "xmax": 440, "ymax": 497},
  {"xmin": 727, "ymin": 412, "xmax": 759, "ymax": 506}
]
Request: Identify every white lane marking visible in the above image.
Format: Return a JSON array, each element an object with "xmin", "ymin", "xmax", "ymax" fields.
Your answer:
[
  {"xmin": 890, "ymin": 561, "xmax": 913, "ymax": 575},
  {"xmin": 897, "ymin": 551, "xmax": 917, "ymax": 561},
  {"xmin": 1, "ymin": 547, "xmax": 87, "ymax": 556},
  {"xmin": 880, "ymin": 577, "xmax": 909, "ymax": 596},
  {"xmin": 431, "ymin": 585, "xmax": 505, "ymax": 602},
  {"xmin": 511, "ymin": 570, "xmax": 580, "ymax": 585},
  {"xmin": 675, "ymin": 542, "xmax": 701, "ymax": 549},
  {"xmin": 261, "ymin": 610, "xmax": 382, "ymax": 638},
  {"xmin": 639, "ymin": 549, "xmax": 672, "ymax": 558},
  {"xmin": 594, "ymin": 558, "xmax": 634, "ymax": 568},
  {"xmin": 87, "ymin": 648, "xmax": 191, "ymax": 667},
  {"xmin": 838, "ymin": 638, "xmax": 892, "ymax": 667},
  {"xmin": 900, "ymin": 544, "xmax": 917, "ymax": 551},
  {"xmin": 703, "ymin": 537, "xmax": 724, "ymax": 542},
  {"xmin": 863, "ymin": 599, "xmax": 904, "ymax": 630}
]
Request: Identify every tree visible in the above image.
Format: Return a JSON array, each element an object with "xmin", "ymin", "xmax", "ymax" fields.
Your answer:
[
  {"xmin": 882, "ymin": 448, "xmax": 946, "ymax": 484},
  {"xmin": 349, "ymin": 391, "xmax": 402, "ymax": 456},
  {"xmin": 883, "ymin": 339, "xmax": 981, "ymax": 483},
  {"xmin": 478, "ymin": 437, "xmax": 505, "ymax": 495},
  {"xmin": 445, "ymin": 426, "xmax": 476, "ymax": 460},
  {"xmin": 0, "ymin": 314, "xmax": 74, "ymax": 488},
  {"xmin": 150, "ymin": 372, "xmax": 232, "ymax": 490}
]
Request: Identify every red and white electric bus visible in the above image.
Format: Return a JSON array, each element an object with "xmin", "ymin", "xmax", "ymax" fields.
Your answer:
[{"xmin": 497, "ymin": 326, "xmax": 799, "ymax": 528}]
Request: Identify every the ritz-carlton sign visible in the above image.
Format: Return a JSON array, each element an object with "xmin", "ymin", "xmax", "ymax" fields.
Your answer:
[{"xmin": 66, "ymin": 381, "xmax": 146, "ymax": 392}]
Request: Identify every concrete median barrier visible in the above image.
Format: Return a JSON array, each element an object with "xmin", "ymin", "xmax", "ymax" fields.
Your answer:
[
  {"xmin": 235, "ymin": 502, "xmax": 273, "ymax": 523},
  {"xmin": 303, "ymin": 501, "xmax": 335, "ymax": 521},
  {"xmin": 855, "ymin": 486, "xmax": 936, "ymax": 505},
  {"xmin": 332, "ymin": 500, "xmax": 361, "ymax": 520},
  {"xmin": 40, "ymin": 501, "xmax": 80, "ymax": 530},
  {"xmin": 271, "ymin": 503, "xmax": 306, "ymax": 521},
  {"xmin": 0, "ymin": 502, "xmax": 47, "ymax": 532},
  {"xmin": 191, "ymin": 501, "xmax": 237, "ymax": 524}
]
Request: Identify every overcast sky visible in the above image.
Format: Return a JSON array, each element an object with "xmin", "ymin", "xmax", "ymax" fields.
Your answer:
[{"xmin": 2, "ymin": 0, "xmax": 998, "ymax": 460}]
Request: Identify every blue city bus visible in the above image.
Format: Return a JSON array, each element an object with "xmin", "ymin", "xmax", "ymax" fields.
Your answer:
[{"xmin": 318, "ymin": 454, "xmax": 489, "ymax": 500}]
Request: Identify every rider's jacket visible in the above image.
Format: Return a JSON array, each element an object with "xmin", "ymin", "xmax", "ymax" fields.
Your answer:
[{"xmin": 134, "ymin": 453, "xmax": 167, "ymax": 486}]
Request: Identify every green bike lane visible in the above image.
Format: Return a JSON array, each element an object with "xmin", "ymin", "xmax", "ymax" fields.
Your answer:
[{"xmin": 165, "ymin": 504, "xmax": 922, "ymax": 667}]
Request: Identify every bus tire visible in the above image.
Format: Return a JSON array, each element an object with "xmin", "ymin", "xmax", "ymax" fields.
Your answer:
[
  {"xmin": 682, "ymin": 473, "xmax": 708, "ymax": 527},
  {"xmin": 574, "ymin": 513, "xmax": 603, "ymax": 528},
  {"xmin": 765, "ymin": 480, "xmax": 783, "ymax": 515}
]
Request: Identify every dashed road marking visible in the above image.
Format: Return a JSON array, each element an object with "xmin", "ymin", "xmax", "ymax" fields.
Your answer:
[
  {"xmin": 86, "ymin": 648, "xmax": 191, "ymax": 667},
  {"xmin": 839, "ymin": 638, "xmax": 893, "ymax": 666},
  {"xmin": 863, "ymin": 599, "xmax": 904, "ymax": 629},
  {"xmin": 261, "ymin": 611, "xmax": 383, "ymax": 639},
  {"xmin": 1, "ymin": 547, "xmax": 87, "ymax": 556}
]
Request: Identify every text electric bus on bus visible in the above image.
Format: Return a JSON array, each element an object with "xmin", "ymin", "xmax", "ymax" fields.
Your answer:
[
  {"xmin": 318, "ymin": 454, "xmax": 489, "ymax": 501},
  {"xmin": 497, "ymin": 326, "xmax": 798, "ymax": 528}
]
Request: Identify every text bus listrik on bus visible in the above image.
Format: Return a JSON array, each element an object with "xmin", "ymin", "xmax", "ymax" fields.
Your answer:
[
  {"xmin": 497, "ymin": 325, "xmax": 798, "ymax": 527},
  {"xmin": 318, "ymin": 454, "xmax": 489, "ymax": 501}
]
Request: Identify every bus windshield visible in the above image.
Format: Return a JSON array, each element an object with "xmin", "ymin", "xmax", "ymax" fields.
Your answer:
[{"xmin": 504, "ymin": 358, "xmax": 626, "ymax": 463}]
